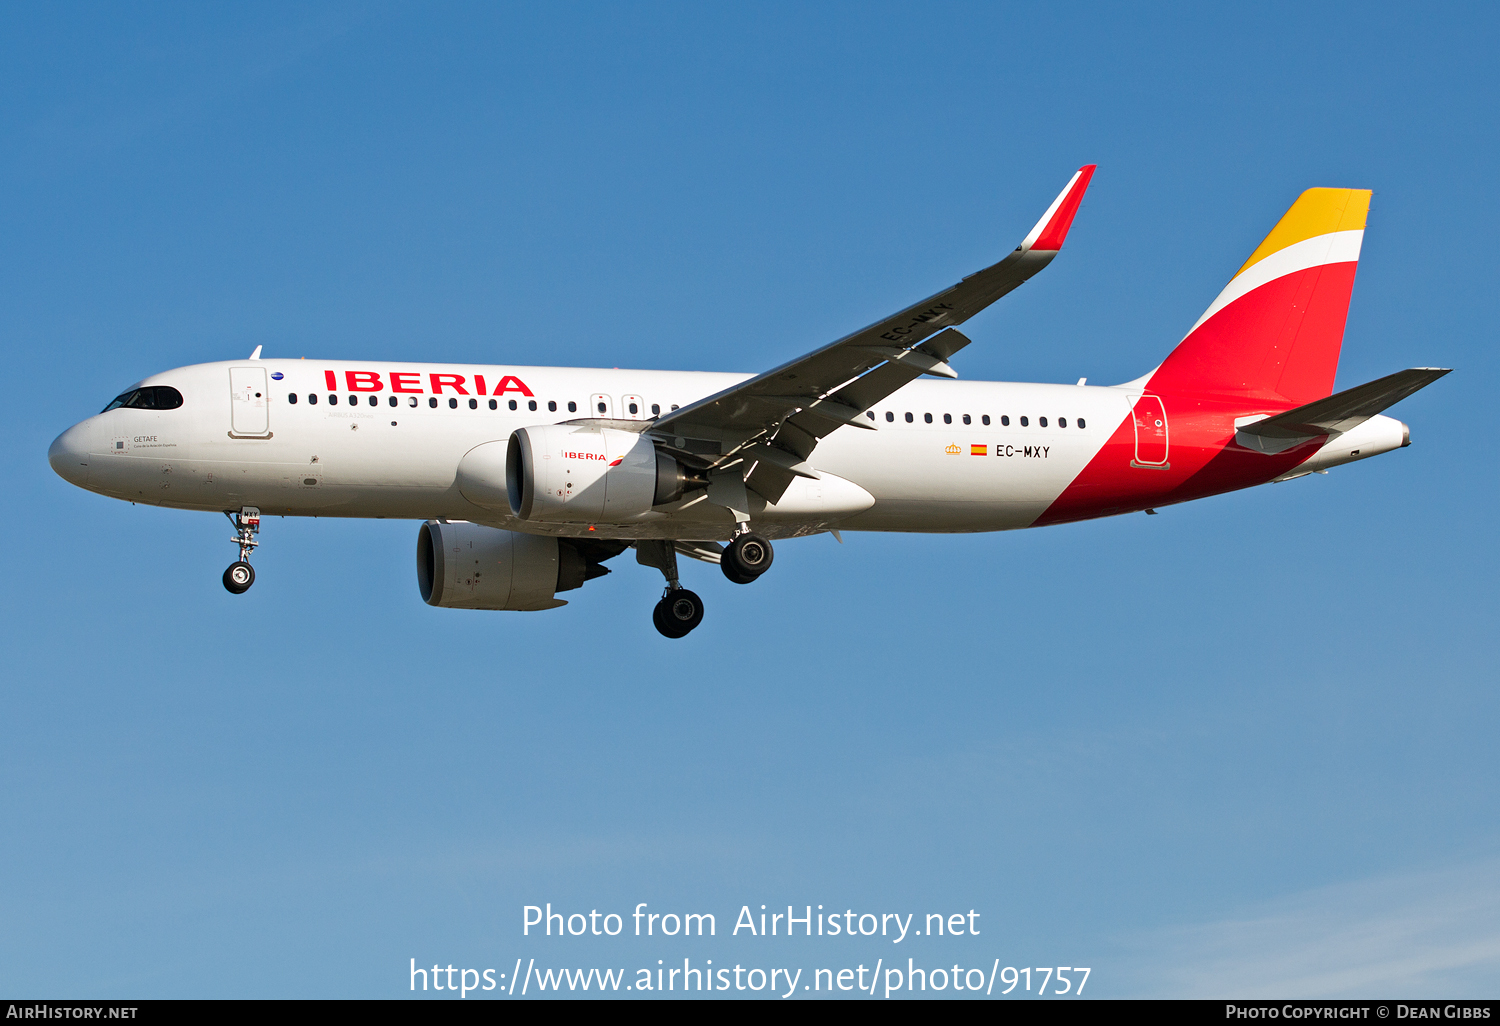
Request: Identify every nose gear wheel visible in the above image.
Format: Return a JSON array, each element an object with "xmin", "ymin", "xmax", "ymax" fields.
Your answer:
[{"xmin": 223, "ymin": 561, "xmax": 255, "ymax": 594}]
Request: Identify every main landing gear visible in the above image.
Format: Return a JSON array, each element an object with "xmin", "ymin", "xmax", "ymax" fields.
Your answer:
[
  {"xmin": 721, "ymin": 529, "xmax": 774, "ymax": 584},
  {"xmin": 653, "ymin": 588, "xmax": 705, "ymax": 639},
  {"xmin": 636, "ymin": 540, "xmax": 704, "ymax": 639},
  {"xmin": 223, "ymin": 506, "xmax": 260, "ymax": 595},
  {"xmin": 635, "ymin": 529, "xmax": 777, "ymax": 637}
]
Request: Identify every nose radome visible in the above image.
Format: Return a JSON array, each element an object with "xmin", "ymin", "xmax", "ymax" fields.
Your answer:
[{"xmin": 48, "ymin": 423, "xmax": 92, "ymax": 488}]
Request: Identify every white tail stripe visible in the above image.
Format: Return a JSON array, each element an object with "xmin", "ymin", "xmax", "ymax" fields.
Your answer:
[{"xmin": 1182, "ymin": 229, "xmax": 1364, "ymax": 339}]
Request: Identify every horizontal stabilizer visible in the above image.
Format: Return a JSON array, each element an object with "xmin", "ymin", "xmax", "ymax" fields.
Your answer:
[{"xmin": 1238, "ymin": 367, "xmax": 1451, "ymax": 441}]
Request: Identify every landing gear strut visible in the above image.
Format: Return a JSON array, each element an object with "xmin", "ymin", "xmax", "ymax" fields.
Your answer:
[
  {"xmin": 223, "ymin": 506, "xmax": 260, "ymax": 595},
  {"xmin": 637, "ymin": 540, "xmax": 703, "ymax": 638},
  {"xmin": 721, "ymin": 528, "xmax": 773, "ymax": 584}
]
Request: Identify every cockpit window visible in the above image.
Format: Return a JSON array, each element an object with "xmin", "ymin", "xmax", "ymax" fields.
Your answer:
[{"xmin": 102, "ymin": 386, "xmax": 185, "ymax": 413}]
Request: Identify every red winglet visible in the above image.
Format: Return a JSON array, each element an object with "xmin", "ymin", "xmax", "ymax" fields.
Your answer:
[{"xmin": 1029, "ymin": 164, "xmax": 1096, "ymax": 251}]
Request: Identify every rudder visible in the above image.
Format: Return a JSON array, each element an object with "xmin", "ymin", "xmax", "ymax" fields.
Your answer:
[{"xmin": 1148, "ymin": 188, "xmax": 1372, "ymax": 405}]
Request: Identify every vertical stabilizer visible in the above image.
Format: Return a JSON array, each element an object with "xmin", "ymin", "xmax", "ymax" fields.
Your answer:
[{"xmin": 1147, "ymin": 188, "xmax": 1372, "ymax": 404}]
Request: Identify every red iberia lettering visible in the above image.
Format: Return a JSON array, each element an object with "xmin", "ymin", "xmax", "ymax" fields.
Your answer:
[
  {"xmin": 493, "ymin": 375, "xmax": 534, "ymax": 397},
  {"xmin": 346, "ymin": 371, "xmax": 382, "ymax": 392},
  {"xmin": 430, "ymin": 374, "xmax": 469, "ymax": 395},
  {"xmin": 390, "ymin": 372, "xmax": 422, "ymax": 393},
  {"xmin": 562, "ymin": 451, "xmax": 606, "ymax": 461},
  {"xmin": 324, "ymin": 370, "xmax": 337, "ymax": 390}
]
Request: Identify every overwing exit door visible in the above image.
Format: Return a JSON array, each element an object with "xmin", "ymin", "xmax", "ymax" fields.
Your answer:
[
  {"xmin": 1131, "ymin": 394, "xmax": 1168, "ymax": 467},
  {"xmin": 230, "ymin": 366, "xmax": 270, "ymax": 437}
]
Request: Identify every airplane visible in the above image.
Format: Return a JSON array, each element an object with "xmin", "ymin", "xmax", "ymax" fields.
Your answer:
[{"xmin": 48, "ymin": 167, "xmax": 1448, "ymax": 638}]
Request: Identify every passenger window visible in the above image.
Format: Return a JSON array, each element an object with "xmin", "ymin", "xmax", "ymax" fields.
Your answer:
[
  {"xmin": 628, "ymin": 402, "xmax": 638, "ymax": 414},
  {"xmin": 962, "ymin": 414, "xmax": 971, "ymax": 425},
  {"xmin": 886, "ymin": 411, "xmax": 894, "ymax": 422},
  {"xmin": 428, "ymin": 397, "xmax": 438, "ymax": 408},
  {"xmin": 468, "ymin": 398, "xmax": 478, "ymax": 409},
  {"xmin": 651, "ymin": 403, "xmax": 660, "ymax": 415},
  {"xmin": 943, "ymin": 413, "xmax": 951, "ymax": 424},
  {"xmin": 550, "ymin": 401, "xmax": 559, "ymax": 412},
  {"xmin": 308, "ymin": 394, "xmax": 318, "ymax": 405},
  {"xmin": 388, "ymin": 396, "xmax": 397, "ymax": 407},
  {"xmin": 369, "ymin": 396, "xmax": 378, "ymax": 407},
  {"xmin": 671, "ymin": 404, "xmax": 679, "ymax": 410},
  {"xmin": 1039, "ymin": 416, "xmax": 1048, "ymax": 427},
  {"xmin": 904, "ymin": 412, "xmax": 913, "ymax": 423},
  {"xmin": 348, "ymin": 396, "xmax": 357, "ymax": 405},
  {"xmin": 409, "ymin": 397, "xmax": 418, "ymax": 407},
  {"xmin": 510, "ymin": 400, "xmax": 519, "ymax": 411},
  {"xmin": 1059, "ymin": 417, "xmax": 1067, "ymax": 428},
  {"xmin": 596, "ymin": 401, "xmax": 606, "ymax": 414},
  {"xmin": 866, "ymin": 411, "xmax": 875, "ymax": 420},
  {"xmin": 449, "ymin": 398, "xmax": 458, "ymax": 409},
  {"xmin": 923, "ymin": 413, "xmax": 932, "ymax": 423},
  {"xmin": 288, "ymin": 393, "xmax": 298, "ymax": 404},
  {"xmin": 329, "ymin": 394, "xmax": 338, "ymax": 405},
  {"xmin": 568, "ymin": 401, "xmax": 577, "ymax": 413},
  {"xmin": 529, "ymin": 400, "xmax": 538, "ymax": 411},
  {"xmin": 982, "ymin": 415, "xmax": 990, "ymax": 426},
  {"xmin": 489, "ymin": 399, "xmax": 497, "ymax": 410},
  {"xmin": 1020, "ymin": 416, "xmax": 1029, "ymax": 426},
  {"xmin": 1078, "ymin": 417, "xmax": 1086, "ymax": 429},
  {"xmin": 1001, "ymin": 415, "xmax": 1009, "ymax": 426}
]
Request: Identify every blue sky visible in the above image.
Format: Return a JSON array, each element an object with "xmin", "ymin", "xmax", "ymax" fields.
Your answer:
[{"xmin": 2, "ymin": 1, "xmax": 1496, "ymax": 998}]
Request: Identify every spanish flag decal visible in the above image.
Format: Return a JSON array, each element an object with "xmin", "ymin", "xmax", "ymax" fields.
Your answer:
[{"xmin": 970, "ymin": 444, "xmax": 988, "ymax": 456}]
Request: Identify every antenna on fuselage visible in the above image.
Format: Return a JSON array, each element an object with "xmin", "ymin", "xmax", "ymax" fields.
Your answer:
[{"xmin": 248, "ymin": 345, "xmax": 263, "ymax": 360}]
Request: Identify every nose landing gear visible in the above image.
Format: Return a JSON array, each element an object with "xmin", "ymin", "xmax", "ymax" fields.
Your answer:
[{"xmin": 223, "ymin": 506, "xmax": 260, "ymax": 594}]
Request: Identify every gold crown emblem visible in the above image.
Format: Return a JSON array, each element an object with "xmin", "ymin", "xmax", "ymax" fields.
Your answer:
[{"xmin": 945, "ymin": 443, "xmax": 961, "ymax": 455}]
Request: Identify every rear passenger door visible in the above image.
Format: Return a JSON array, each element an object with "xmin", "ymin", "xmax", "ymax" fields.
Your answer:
[{"xmin": 1130, "ymin": 395, "xmax": 1168, "ymax": 466}]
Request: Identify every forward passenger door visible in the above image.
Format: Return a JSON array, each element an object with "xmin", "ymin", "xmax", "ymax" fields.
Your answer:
[{"xmin": 230, "ymin": 367, "xmax": 270, "ymax": 437}]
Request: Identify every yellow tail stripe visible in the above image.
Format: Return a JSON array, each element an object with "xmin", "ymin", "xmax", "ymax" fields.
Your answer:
[{"xmin": 1236, "ymin": 188, "xmax": 1372, "ymax": 277}]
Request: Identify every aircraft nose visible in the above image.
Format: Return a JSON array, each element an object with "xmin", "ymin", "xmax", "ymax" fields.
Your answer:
[{"xmin": 48, "ymin": 423, "xmax": 93, "ymax": 487}]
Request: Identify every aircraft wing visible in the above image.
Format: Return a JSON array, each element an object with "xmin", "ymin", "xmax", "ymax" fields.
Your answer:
[{"xmin": 649, "ymin": 165, "xmax": 1097, "ymax": 502}]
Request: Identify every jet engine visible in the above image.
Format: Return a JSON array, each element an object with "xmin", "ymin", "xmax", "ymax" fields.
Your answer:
[
  {"xmin": 416, "ymin": 520, "xmax": 621, "ymax": 611},
  {"xmin": 505, "ymin": 424, "xmax": 703, "ymax": 523}
]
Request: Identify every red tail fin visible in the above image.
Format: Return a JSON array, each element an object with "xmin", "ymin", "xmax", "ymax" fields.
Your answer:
[{"xmin": 1147, "ymin": 188, "xmax": 1372, "ymax": 405}]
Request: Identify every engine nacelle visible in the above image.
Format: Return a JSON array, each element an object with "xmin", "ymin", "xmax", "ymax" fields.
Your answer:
[
  {"xmin": 506, "ymin": 424, "xmax": 691, "ymax": 523},
  {"xmin": 417, "ymin": 521, "xmax": 615, "ymax": 611}
]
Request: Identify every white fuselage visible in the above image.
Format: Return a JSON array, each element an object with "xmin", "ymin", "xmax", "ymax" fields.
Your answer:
[{"xmin": 51, "ymin": 359, "xmax": 1145, "ymax": 541}]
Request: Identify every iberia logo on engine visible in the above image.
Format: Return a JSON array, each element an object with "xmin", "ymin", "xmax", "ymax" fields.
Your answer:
[{"xmin": 563, "ymin": 451, "xmax": 606, "ymax": 461}]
